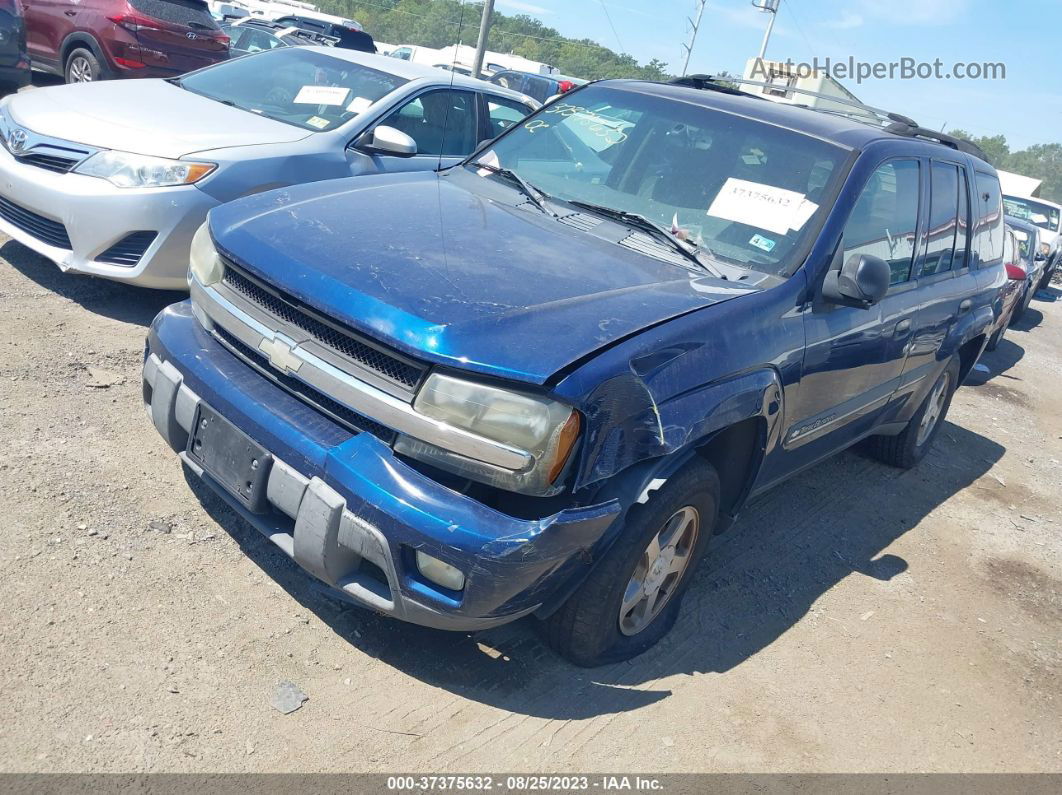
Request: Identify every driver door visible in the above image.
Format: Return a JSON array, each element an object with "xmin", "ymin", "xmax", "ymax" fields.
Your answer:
[{"xmin": 774, "ymin": 157, "xmax": 927, "ymax": 478}]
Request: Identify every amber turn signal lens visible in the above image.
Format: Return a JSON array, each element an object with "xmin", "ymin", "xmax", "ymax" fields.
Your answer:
[{"xmin": 548, "ymin": 411, "xmax": 582, "ymax": 484}]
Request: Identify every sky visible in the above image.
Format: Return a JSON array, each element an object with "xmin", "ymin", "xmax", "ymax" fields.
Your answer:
[{"xmin": 490, "ymin": 0, "xmax": 1062, "ymax": 150}]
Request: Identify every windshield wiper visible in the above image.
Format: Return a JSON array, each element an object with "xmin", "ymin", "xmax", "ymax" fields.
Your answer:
[
  {"xmin": 566, "ymin": 200, "xmax": 724, "ymax": 278},
  {"xmin": 474, "ymin": 162, "xmax": 558, "ymax": 218}
]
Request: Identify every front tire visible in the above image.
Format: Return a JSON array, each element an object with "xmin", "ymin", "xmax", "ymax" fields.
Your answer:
[
  {"xmin": 65, "ymin": 48, "xmax": 102, "ymax": 84},
  {"xmin": 869, "ymin": 357, "xmax": 959, "ymax": 469},
  {"xmin": 545, "ymin": 460, "xmax": 719, "ymax": 667}
]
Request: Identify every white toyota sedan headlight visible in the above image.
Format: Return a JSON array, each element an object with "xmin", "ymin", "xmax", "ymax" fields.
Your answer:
[
  {"xmin": 75, "ymin": 150, "xmax": 215, "ymax": 188},
  {"xmin": 188, "ymin": 222, "xmax": 224, "ymax": 287},
  {"xmin": 396, "ymin": 373, "xmax": 581, "ymax": 495}
]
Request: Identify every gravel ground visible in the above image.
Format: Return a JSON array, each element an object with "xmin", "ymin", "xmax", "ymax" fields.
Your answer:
[{"xmin": 0, "ymin": 238, "xmax": 1060, "ymax": 773}]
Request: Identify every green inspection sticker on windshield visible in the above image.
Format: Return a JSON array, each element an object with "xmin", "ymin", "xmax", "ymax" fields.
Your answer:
[{"xmin": 749, "ymin": 234, "xmax": 776, "ymax": 253}]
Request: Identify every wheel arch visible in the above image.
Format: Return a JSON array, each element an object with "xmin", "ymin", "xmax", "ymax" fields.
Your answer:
[{"xmin": 60, "ymin": 33, "xmax": 108, "ymax": 73}]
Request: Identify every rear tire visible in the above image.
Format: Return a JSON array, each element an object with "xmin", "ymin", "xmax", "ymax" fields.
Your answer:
[
  {"xmin": 869, "ymin": 357, "xmax": 959, "ymax": 469},
  {"xmin": 545, "ymin": 460, "xmax": 719, "ymax": 667},
  {"xmin": 65, "ymin": 48, "xmax": 102, "ymax": 84}
]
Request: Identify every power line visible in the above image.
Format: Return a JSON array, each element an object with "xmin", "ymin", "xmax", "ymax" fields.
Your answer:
[{"xmin": 598, "ymin": 0, "xmax": 625, "ymax": 52}]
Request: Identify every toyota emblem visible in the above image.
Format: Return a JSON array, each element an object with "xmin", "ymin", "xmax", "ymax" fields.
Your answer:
[
  {"xmin": 186, "ymin": 31, "xmax": 198, "ymax": 39},
  {"xmin": 8, "ymin": 128, "xmax": 26, "ymax": 153}
]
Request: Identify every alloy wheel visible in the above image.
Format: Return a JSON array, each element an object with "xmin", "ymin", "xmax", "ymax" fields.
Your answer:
[
  {"xmin": 69, "ymin": 57, "xmax": 93, "ymax": 83},
  {"xmin": 618, "ymin": 505, "xmax": 700, "ymax": 636},
  {"xmin": 916, "ymin": 371, "xmax": 950, "ymax": 446}
]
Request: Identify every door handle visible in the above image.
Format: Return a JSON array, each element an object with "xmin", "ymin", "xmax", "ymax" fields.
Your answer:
[
  {"xmin": 895, "ymin": 319, "xmax": 911, "ymax": 334},
  {"xmin": 64, "ymin": 10, "xmax": 77, "ymax": 15},
  {"xmin": 959, "ymin": 299, "xmax": 972, "ymax": 314}
]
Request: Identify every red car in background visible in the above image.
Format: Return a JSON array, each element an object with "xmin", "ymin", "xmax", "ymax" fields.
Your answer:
[{"xmin": 22, "ymin": 0, "xmax": 228, "ymax": 83}]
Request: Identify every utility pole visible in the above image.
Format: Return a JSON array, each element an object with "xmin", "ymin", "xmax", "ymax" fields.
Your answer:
[
  {"xmin": 471, "ymin": 0, "xmax": 496, "ymax": 80},
  {"xmin": 753, "ymin": 0, "xmax": 780, "ymax": 61},
  {"xmin": 680, "ymin": 0, "xmax": 708, "ymax": 77}
]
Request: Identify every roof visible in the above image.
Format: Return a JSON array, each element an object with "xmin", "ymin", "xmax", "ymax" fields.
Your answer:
[
  {"xmin": 606, "ymin": 79, "xmax": 993, "ymax": 163},
  {"xmin": 296, "ymin": 48, "xmax": 536, "ymax": 104}
]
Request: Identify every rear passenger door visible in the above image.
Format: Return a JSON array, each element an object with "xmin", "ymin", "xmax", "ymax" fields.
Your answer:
[{"xmin": 893, "ymin": 158, "xmax": 979, "ymax": 398}]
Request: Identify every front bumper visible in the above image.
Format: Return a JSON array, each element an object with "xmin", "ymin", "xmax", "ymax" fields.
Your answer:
[
  {"xmin": 0, "ymin": 146, "xmax": 218, "ymax": 289},
  {"xmin": 144, "ymin": 302, "xmax": 620, "ymax": 630}
]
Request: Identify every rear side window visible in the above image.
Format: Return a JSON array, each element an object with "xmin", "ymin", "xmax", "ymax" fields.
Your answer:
[
  {"xmin": 973, "ymin": 173, "xmax": 1004, "ymax": 267},
  {"xmin": 485, "ymin": 95, "xmax": 532, "ymax": 138},
  {"xmin": 922, "ymin": 162, "xmax": 962, "ymax": 277},
  {"xmin": 843, "ymin": 160, "xmax": 921, "ymax": 285},
  {"xmin": 130, "ymin": 0, "xmax": 219, "ymax": 29}
]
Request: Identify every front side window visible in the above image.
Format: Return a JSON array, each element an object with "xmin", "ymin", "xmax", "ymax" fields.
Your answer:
[
  {"xmin": 480, "ymin": 85, "xmax": 849, "ymax": 277},
  {"xmin": 177, "ymin": 48, "xmax": 407, "ymax": 132},
  {"xmin": 843, "ymin": 160, "xmax": 921, "ymax": 285},
  {"xmin": 380, "ymin": 89, "xmax": 478, "ymax": 157},
  {"xmin": 922, "ymin": 162, "xmax": 961, "ymax": 277}
]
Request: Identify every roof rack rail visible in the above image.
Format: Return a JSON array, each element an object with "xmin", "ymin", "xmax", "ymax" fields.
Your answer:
[{"xmin": 668, "ymin": 74, "xmax": 991, "ymax": 163}]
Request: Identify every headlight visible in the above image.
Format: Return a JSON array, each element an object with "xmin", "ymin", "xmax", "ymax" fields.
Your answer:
[
  {"xmin": 189, "ymin": 222, "xmax": 224, "ymax": 287},
  {"xmin": 396, "ymin": 373, "xmax": 581, "ymax": 495},
  {"xmin": 74, "ymin": 150, "xmax": 215, "ymax": 188}
]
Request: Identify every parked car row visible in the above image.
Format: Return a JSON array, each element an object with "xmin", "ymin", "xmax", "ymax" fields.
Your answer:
[{"xmin": 0, "ymin": 61, "xmax": 1049, "ymax": 666}]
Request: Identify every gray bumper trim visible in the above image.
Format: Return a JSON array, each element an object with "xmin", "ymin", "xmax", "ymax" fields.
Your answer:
[{"xmin": 143, "ymin": 353, "xmax": 537, "ymax": 632}]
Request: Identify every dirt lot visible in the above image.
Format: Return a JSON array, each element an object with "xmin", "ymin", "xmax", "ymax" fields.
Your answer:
[{"xmin": 0, "ymin": 236, "xmax": 1059, "ymax": 773}]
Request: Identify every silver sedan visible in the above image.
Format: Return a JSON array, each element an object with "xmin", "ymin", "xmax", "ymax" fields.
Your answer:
[{"xmin": 0, "ymin": 48, "xmax": 537, "ymax": 289}]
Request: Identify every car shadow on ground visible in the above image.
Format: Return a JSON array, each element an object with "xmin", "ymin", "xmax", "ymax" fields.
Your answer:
[
  {"xmin": 964, "ymin": 337, "xmax": 1025, "ymax": 386},
  {"xmin": 186, "ymin": 418, "xmax": 1004, "ymax": 720},
  {"xmin": 1, "ymin": 240, "xmax": 184, "ymax": 326}
]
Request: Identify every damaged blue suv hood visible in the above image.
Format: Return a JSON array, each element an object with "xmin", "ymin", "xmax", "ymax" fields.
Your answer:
[{"xmin": 210, "ymin": 170, "xmax": 756, "ymax": 385}]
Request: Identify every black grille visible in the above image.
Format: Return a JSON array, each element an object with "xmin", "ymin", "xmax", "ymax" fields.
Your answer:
[
  {"xmin": 97, "ymin": 231, "xmax": 157, "ymax": 266},
  {"xmin": 15, "ymin": 152, "xmax": 81, "ymax": 174},
  {"xmin": 0, "ymin": 195, "xmax": 71, "ymax": 249},
  {"xmin": 221, "ymin": 265, "xmax": 425, "ymax": 391},
  {"xmin": 213, "ymin": 325, "xmax": 396, "ymax": 443}
]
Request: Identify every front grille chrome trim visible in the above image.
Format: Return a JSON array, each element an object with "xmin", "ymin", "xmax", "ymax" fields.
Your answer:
[{"xmin": 191, "ymin": 278, "xmax": 532, "ymax": 472}]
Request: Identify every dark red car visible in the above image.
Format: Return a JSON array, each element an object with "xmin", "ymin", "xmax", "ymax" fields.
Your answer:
[{"xmin": 22, "ymin": 0, "xmax": 228, "ymax": 83}]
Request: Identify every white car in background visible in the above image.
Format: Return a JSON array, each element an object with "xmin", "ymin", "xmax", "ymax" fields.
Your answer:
[
  {"xmin": 0, "ymin": 48, "xmax": 536, "ymax": 289},
  {"xmin": 1003, "ymin": 193, "xmax": 1062, "ymax": 289}
]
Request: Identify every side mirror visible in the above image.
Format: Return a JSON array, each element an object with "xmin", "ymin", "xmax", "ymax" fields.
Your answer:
[
  {"xmin": 822, "ymin": 254, "xmax": 891, "ymax": 308},
  {"xmin": 1035, "ymin": 251, "xmax": 1047, "ymax": 262},
  {"xmin": 354, "ymin": 125, "xmax": 417, "ymax": 158}
]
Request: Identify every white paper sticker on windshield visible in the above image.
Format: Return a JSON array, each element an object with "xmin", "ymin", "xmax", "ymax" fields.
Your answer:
[
  {"xmin": 306, "ymin": 116, "xmax": 330, "ymax": 129},
  {"xmin": 347, "ymin": 96, "xmax": 373, "ymax": 114},
  {"xmin": 294, "ymin": 85, "xmax": 350, "ymax": 106},
  {"xmin": 707, "ymin": 178, "xmax": 816, "ymax": 235}
]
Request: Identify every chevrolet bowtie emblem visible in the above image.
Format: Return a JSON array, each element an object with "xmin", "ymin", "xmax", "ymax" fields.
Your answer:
[{"xmin": 258, "ymin": 335, "xmax": 303, "ymax": 374}]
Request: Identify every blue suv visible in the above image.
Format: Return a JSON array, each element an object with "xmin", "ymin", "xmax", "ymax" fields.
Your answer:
[{"xmin": 144, "ymin": 78, "xmax": 1005, "ymax": 666}]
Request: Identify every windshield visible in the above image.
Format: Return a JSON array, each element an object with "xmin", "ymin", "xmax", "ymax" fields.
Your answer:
[
  {"xmin": 177, "ymin": 48, "xmax": 407, "ymax": 132},
  {"xmin": 1003, "ymin": 195, "xmax": 1061, "ymax": 233},
  {"xmin": 479, "ymin": 85, "xmax": 849, "ymax": 276}
]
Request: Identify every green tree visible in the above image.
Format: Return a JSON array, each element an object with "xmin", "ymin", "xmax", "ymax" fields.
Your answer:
[
  {"xmin": 319, "ymin": 0, "xmax": 671, "ymax": 80},
  {"xmin": 948, "ymin": 129, "xmax": 1010, "ymax": 167}
]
